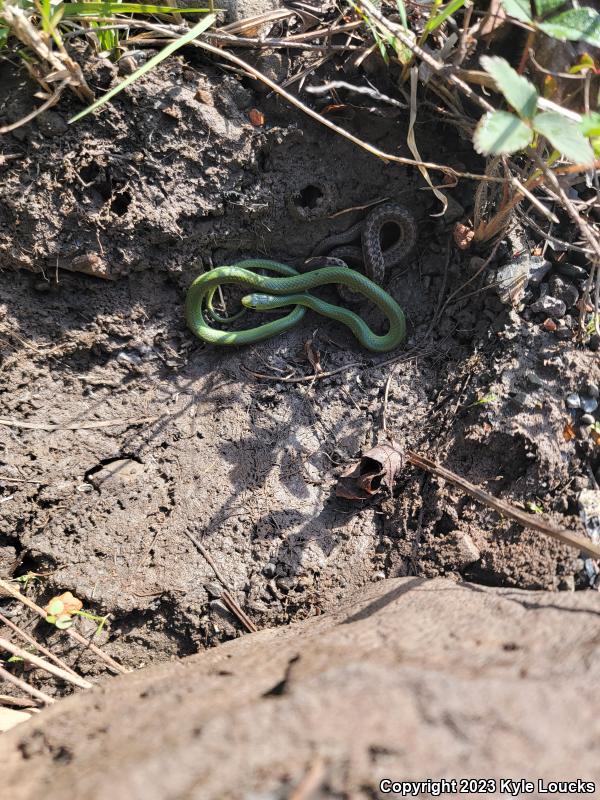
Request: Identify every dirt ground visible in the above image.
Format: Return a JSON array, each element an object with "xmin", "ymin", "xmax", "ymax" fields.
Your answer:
[{"xmin": 1, "ymin": 49, "xmax": 599, "ymax": 678}]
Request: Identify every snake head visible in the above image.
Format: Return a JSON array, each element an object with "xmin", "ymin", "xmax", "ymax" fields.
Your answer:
[{"xmin": 241, "ymin": 293, "xmax": 278, "ymax": 310}]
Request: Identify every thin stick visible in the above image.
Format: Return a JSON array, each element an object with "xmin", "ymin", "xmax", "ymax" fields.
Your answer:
[
  {"xmin": 0, "ymin": 611, "xmax": 80, "ymax": 678},
  {"xmin": 0, "ymin": 79, "xmax": 69, "ymax": 134},
  {"xmin": 183, "ymin": 530, "xmax": 258, "ymax": 633},
  {"xmin": 92, "ymin": 19, "xmax": 505, "ymax": 184},
  {"xmin": 0, "ymin": 637, "xmax": 93, "ymax": 689},
  {"xmin": 406, "ymin": 450, "xmax": 600, "ymax": 559},
  {"xmin": 0, "ymin": 415, "xmax": 160, "ymax": 431},
  {"xmin": 0, "ymin": 579, "xmax": 128, "ymax": 675},
  {"xmin": 0, "ymin": 665, "xmax": 55, "ymax": 705},
  {"xmin": 354, "ymin": 0, "xmax": 494, "ymax": 113}
]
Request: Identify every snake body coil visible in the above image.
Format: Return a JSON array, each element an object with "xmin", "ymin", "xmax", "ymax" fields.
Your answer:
[{"xmin": 185, "ymin": 259, "xmax": 406, "ymax": 353}]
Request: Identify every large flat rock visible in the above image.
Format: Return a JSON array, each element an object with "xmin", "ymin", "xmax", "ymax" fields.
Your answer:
[{"xmin": 2, "ymin": 577, "xmax": 600, "ymax": 798}]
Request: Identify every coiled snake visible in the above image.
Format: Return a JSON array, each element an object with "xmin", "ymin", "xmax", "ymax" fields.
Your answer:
[{"xmin": 185, "ymin": 204, "xmax": 416, "ymax": 353}]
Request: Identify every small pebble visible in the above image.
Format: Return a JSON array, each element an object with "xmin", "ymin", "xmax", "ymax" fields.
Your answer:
[
  {"xmin": 581, "ymin": 413, "xmax": 596, "ymax": 425},
  {"xmin": 530, "ymin": 295, "xmax": 566, "ymax": 318},
  {"xmin": 556, "ymin": 262, "xmax": 588, "ymax": 281},
  {"xmin": 587, "ymin": 383, "xmax": 599, "ymax": 399},
  {"xmin": 590, "ymin": 335, "xmax": 600, "ymax": 352},
  {"xmin": 581, "ymin": 396, "xmax": 598, "ymax": 414},
  {"xmin": 566, "ymin": 393, "xmax": 581, "ymax": 409},
  {"xmin": 262, "ymin": 562, "xmax": 276, "ymax": 578},
  {"xmin": 549, "ymin": 275, "xmax": 579, "ymax": 308},
  {"xmin": 542, "ymin": 318, "xmax": 557, "ymax": 331},
  {"xmin": 558, "ymin": 576, "xmax": 575, "ymax": 592}
]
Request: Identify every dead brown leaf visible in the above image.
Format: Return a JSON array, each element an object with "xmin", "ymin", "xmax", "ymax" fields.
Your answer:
[
  {"xmin": 563, "ymin": 421, "xmax": 576, "ymax": 442},
  {"xmin": 304, "ymin": 339, "xmax": 322, "ymax": 375},
  {"xmin": 336, "ymin": 440, "xmax": 404, "ymax": 500},
  {"xmin": 453, "ymin": 222, "xmax": 474, "ymax": 250}
]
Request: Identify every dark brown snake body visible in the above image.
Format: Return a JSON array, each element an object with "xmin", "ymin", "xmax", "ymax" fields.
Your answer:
[{"xmin": 312, "ymin": 202, "xmax": 417, "ymax": 286}]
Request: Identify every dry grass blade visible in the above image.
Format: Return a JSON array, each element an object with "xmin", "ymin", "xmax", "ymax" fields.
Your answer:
[
  {"xmin": 183, "ymin": 529, "xmax": 258, "ymax": 633},
  {"xmin": 1, "ymin": 1, "xmax": 93, "ymax": 101},
  {"xmin": 0, "ymin": 578, "xmax": 128, "ymax": 675},
  {"xmin": 0, "ymin": 79, "xmax": 69, "ymax": 134},
  {"xmin": 0, "ymin": 637, "xmax": 93, "ymax": 689},
  {"xmin": 0, "ymin": 611, "xmax": 80, "ymax": 678},
  {"xmin": 0, "ymin": 664, "xmax": 55, "ymax": 705},
  {"xmin": 0, "ymin": 414, "xmax": 160, "ymax": 431}
]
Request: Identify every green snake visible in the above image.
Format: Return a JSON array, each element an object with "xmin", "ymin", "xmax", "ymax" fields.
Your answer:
[{"xmin": 185, "ymin": 259, "xmax": 406, "ymax": 353}]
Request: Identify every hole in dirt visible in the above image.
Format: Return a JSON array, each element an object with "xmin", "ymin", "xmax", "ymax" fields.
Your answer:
[
  {"xmin": 84, "ymin": 455, "xmax": 143, "ymax": 482},
  {"xmin": 293, "ymin": 185, "xmax": 323, "ymax": 210},
  {"xmin": 79, "ymin": 164, "xmax": 99, "ymax": 183},
  {"xmin": 110, "ymin": 190, "xmax": 132, "ymax": 217}
]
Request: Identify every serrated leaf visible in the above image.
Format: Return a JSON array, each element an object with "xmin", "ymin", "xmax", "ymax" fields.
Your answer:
[
  {"xmin": 474, "ymin": 110, "xmax": 533, "ymax": 155},
  {"xmin": 533, "ymin": 111, "xmax": 595, "ymax": 165},
  {"xmin": 539, "ymin": 7, "xmax": 600, "ymax": 46},
  {"xmin": 70, "ymin": 13, "xmax": 216, "ymax": 123},
  {"xmin": 480, "ymin": 55, "xmax": 539, "ymax": 119},
  {"xmin": 425, "ymin": 0, "xmax": 466, "ymax": 32},
  {"xmin": 581, "ymin": 112, "xmax": 600, "ymax": 137},
  {"xmin": 501, "ymin": 0, "xmax": 532, "ymax": 22}
]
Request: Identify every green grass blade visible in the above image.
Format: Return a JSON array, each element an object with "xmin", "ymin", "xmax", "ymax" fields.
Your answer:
[
  {"xmin": 425, "ymin": 0, "xmax": 466, "ymax": 32},
  {"xmin": 69, "ymin": 12, "xmax": 215, "ymax": 123},
  {"xmin": 61, "ymin": 2, "xmax": 213, "ymax": 15}
]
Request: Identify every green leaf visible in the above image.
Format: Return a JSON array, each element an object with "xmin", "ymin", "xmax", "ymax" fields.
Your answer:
[
  {"xmin": 581, "ymin": 112, "xmax": 600, "ymax": 137},
  {"xmin": 395, "ymin": 0, "xmax": 407, "ymax": 28},
  {"xmin": 61, "ymin": 2, "xmax": 213, "ymax": 15},
  {"xmin": 539, "ymin": 7, "xmax": 600, "ymax": 46},
  {"xmin": 425, "ymin": 0, "xmax": 466, "ymax": 32},
  {"xmin": 533, "ymin": 0, "xmax": 563, "ymax": 16},
  {"xmin": 55, "ymin": 614, "xmax": 73, "ymax": 629},
  {"xmin": 500, "ymin": 0, "xmax": 532, "ymax": 23},
  {"xmin": 69, "ymin": 13, "xmax": 216, "ymax": 123},
  {"xmin": 0, "ymin": 26, "xmax": 8, "ymax": 47},
  {"xmin": 533, "ymin": 111, "xmax": 595, "ymax": 165},
  {"xmin": 480, "ymin": 55, "xmax": 539, "ymax": 119},
  {"xmin": 474, "ymin": 110, "xmax": 534, "ymax": 155}
]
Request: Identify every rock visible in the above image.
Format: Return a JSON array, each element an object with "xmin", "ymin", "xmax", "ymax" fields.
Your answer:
[
  {"xmin": 494, "ymin": 255, "xmax": 552, "ymax": 306},
  {"xmin": 566, "ymin": 393, "xmax": 581, "ymax": 408},
  {"xmin": 262, "ymin": 562, "xmax": 276, "ymax": 578},
  {"xmin": 581, "ymin": 413, "xmax": 596, "ymax": 425},
  {"xmin": 581, "ymin": 396, "xmax": 598, "ymax": 414},
  {"xmin": 587, "ymin": 383, "xmax": 600, "ymax": 399},
  {"xmin": 456, "ymin": 533, "xmax": 480, "ymax": 565},
  {"xmin": 556, "ymin": 262, "xmax": 588, "ymax": 281},
  {"xmin": 441, "ymin": 194, "xmax": 465, "ymax": 224},
  {"xmin": 549, "ymin": 275, "xmax": 579, "ymax": 308},
  {"xmin": 192, "ymin": 0, "xmax": 281, "ymax": 22},
  {"xmin": 530, "ymin": 295, "xmax": 566, "ymax": 318},
  {"xmin": 252, "ymin": 51, "xmax": 289, "ymax": 92},
  {"xmin": 88, "ymin": 459, "xmax": 144, "ymax": 490},
  {"xmin": 36, "ymin": 111, "xmax": 68, "ymax": 137},
  {"xmin": 578, "ymin": 489, "xmax": 600, "ymax": 543},
  {"xmin": 558, "ymin": 575, "xmax": 575, "ymax": 591},
  {"xmin": 5, "ymin": 578, "xmax": 600, "ymax": 798},
  {"xmin": 590, "ymin": 335, "xmax": 600, "ymax": 352}
]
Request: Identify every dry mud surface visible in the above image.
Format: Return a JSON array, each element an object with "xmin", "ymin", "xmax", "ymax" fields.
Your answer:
[
  {"xmin": 1, "ymin": 53, "xmax": 599, "ymax": 677},
  {"xmin": 2, "ymin": 577, "xmax": 600, "ymax": 799}
]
